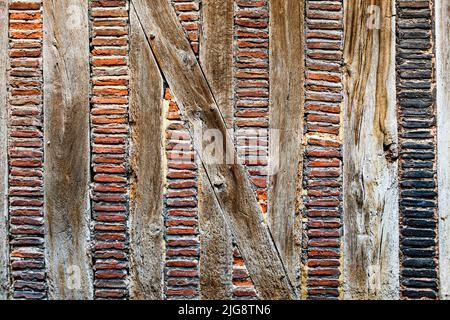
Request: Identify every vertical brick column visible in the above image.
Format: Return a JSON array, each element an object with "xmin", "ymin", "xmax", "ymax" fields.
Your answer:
[
  {"xmin": 7, "ymin": 0, "xmax": 47, "ymax": 300},
  {"xmin": 302, "ymin": 0, "xmax": 344, "ymax": 300},
  {"xmin": 234, "ymin": 0, "xmax": 269, "ymax": 212},
  {"xmin": 397, "ymin": 0, "xmax": 438, "ymax": 300},
  {"xmin": 90, "ymin": 0, "xmax": 130, "ymax": 299},
  {"xmin": 232, "ymin": 0, "xmax": 270, "ymax": 299},
  {"xmin": 164, "ymin": 89, "xmax": 200, "ymax": 300},
  {"xmin": 164, "ymin": 1, "xmax": 201, "ymax": 300}
]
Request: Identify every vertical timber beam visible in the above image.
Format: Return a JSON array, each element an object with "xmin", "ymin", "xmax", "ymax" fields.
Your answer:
[
  {"xmin": 437, "ymin": 0, "xmax": 450, "ymax": 300},
  {"xmin": 200, "ymin": 0, "xmax": 234, "ymax": 129},
  {"xmin": 199, "ymin": 167, "xmax": 234, "ymax": 300},
  {"xmin": 43, "ymin": 0, "xmax": 92, "ymax": 299},
  {"xmin": 268, "ymin": 0, "xmax": 304, "ymax": 293},
  {"xmin": 199, "ymin": 0, "xmax": 234, "ymax": 300},
  {"xmin": 0, "ymin": 0, "xmax": 8, "ymax": 299},
  {"xmin": 343, "ymin": 0, "xmax": 399, "ymax": 299},
  {"xmin": 397, "ymin": 0, "xmax": 439, "ymax": 300},
  {"xmin": 129, "ymin": 8, "xmax": 165, "ymax": 300}
]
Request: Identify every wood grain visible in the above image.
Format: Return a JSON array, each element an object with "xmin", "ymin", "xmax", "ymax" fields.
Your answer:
[
  {"xmin": 268, "ymin": 0, "xmax": 304, "ymax": 292},
  {"xmin": 200, "ymin": 0, "xmax": 234, "ymax": 129},
  {"xmin": 43, "ymin": 0, "xmax": 92, "ymax": 299},
  {"xmin": 437, "ymin": 0, "xmax": 450, "ymax": 300},
  {"xmin": 0, "ymin": 0, "xmax": 9, "ymax": 300},
  {"xmin": 199, "ymin": 168, "xmax": 233, "ymax": 300},
  {"xmin": 129, "ymin": 8, "xmax": 165, "ymax": 300},
  {"xmin": 343, "ymin": 0, "xmax": 399, "ymax": 299},
  {"xmin": 131, "ymin": 0, "xmax": 296, "ymax": 299},
  {"xmin": 198, "ymin": 0, "xmax": 234, "ymax": 299}
]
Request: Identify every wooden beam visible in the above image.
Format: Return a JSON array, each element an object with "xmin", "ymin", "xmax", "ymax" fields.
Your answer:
[
  {"xmin": 268, "ymin": 0, "xmax": 304, "ymax": 291},
  {"xmin": 131, "ymin": 0, "xmax": 296, "ymax": 299},
  {"xmin": 198, "ymin": 0, "xmax": 234, "ymax": 299},
  {"xmin": 0, "ymin": 0, "xmax": 9, "ymax": 300},
  {"xmin": 437, "ymin": 0, "xmax": 450, "ymax": 300},
  {"xmin": 343, "ymin": 0, "xmax": 399, "ymax": 299},
  {"xmin": 199, "ymin": 0, "xmax": 234, "ymax": 129},
  {"xmin": 43, "ymin": 0, "xmax": 92, "ymax": 299},
  {"xmin": 129, "ymin": 8, "xmax": 165, "ymax": 300},
  {"xmin": 199, "ymin": 168, "xmax": 233, "ymax": 300}
]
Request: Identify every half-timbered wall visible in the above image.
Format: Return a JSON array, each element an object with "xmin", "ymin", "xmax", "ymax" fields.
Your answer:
[{"xmin": 0, "ymin": 0, "xmax": 449, "ymax": 300}]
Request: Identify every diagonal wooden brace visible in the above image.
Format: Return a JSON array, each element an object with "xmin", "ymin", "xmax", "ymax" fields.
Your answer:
[{"xmin": 131, "ymin": 0, "xmax": 296, "ymax": 299}]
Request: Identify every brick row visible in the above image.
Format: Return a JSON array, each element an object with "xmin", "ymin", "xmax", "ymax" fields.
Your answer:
[
  {"xmin": 397, "ymin": 0, "xmax": 438, "ymax": 300},
  {"xmin": 171, "ymin": 0, "xmax": 201, "ymax": 55},
  {"xmin": 302, "ymin": 0, "xmax": 344, "ymax": 300},
  {"xmin": 90, "ymin": 0, "xmax": 130, "ymax": 300},
  {"xmin": 232, "ymin": 247, "xmax": 257, "ymax": 299},
  {"xmin": 232, "ymin": 0, "xmax": 270, "ymax": 299},
  {"xmin": 162, "ymin": 0, "xmax": 202, "ymax": 301},
  {"xmin": 7, "ymin": 0, "xmax": 47, "ymax": 300},
  {"xmin": 164, "ymin": 88, "xmax": 200, "ymax": 300}
]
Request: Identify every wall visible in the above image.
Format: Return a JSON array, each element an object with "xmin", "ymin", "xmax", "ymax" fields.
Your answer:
[{"xmin": 0, "ymin": 0, "xmax": 449, "ymax": 300}]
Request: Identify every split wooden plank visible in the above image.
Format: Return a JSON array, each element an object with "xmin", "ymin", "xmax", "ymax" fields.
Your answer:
[
  {"xmin": 129, "ymin": 8, "xmax": 165, "ymax": 300},
  {"xmin": 43, "ymin": 0, "xmax": 92, "ymax": 299},
  {"xmin": 0, "ymin": 0, "xmax": 8, "ymax": 300},
  {"xmin": 437, "ymin": 0, "xmax": 450, "ymax": 300},
  {"xmin": 131, "ymin": 0, "xmax": 296, "ymax": 299},
  {"xmin": 199, "ymin": 0, "xmax": 234, "ymax": 129},
  {"xmin": 199, "ymin": 168, "xmax": 233, "ymax": 300},
  {"xmin": 268, "ymin": 0, "xmax": 304, "ymax": 292},
  {"xmin": 343, "ymin": 0, "xmax": 399, "ymax": 299}
]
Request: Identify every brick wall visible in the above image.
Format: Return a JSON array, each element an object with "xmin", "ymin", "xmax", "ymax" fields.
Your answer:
[
  {"xmin": 232, "ymin": 0, "xmax": 270, "ymax": 299},
  {"xmin": 0, "ymin": 0, "xmax": 447, "ymax": 301},
  {"xmin": 90, "ymin": 0, "xmax": 130, "ymax": 299},
  {"xmin": 163, "ymin": 0, "xmax": 202, "ymax": 300},
  {"xmin": 302, "ymin": 0, "xmax": 344, "ymax": 300},
  {"xmin": 171, "ymin": 0, "xmax": 201, "ymax": 55},
  {"xmin": 7, "ymin": 0, "xmax": 46, "ymax": 300},
  {"xmin": 164, "ymin": 88, "xmax": 200, "ymax": 299},
  {"xmin": 234, "ymin": 0, "xmax": 269, "ymax": 211},
  {"xmin": 397, "ymin": 0, "xmax": 438, "ymax": 300}
]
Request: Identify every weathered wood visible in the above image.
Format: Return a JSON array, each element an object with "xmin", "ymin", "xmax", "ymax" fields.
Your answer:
[
  {"xmin": 131, "ymin": 0, "xmax": 296, "ymax": 299},
  {"xmin": 268, "ymin": 0, "xmax": 304, "ymax": 292},
  {"xmin": 198, "ymin": 0, "xmax": 234, "ymax": 299},
  {"xmin": 199, "ymin": 168, "xmax": 233, "ymax": 300},
  {"xmin": 43, "ymin": 0, "xmax": 92, "ymax": 299},
  {"xmin": 129, "ymin": 8, "xmax": 165, "ymax": 300},
  {"xmin": 437, "ymin": 0, "xmax": 450, "ymax": 300},
  {"xmin": 343, "ymin": 0, "xmax": 399, "ymax": 299},
  {"xmin": 199, "ymin": 0, "xmax": 234, "ymax": 129},
  {"xmin": 0, "ymin": 0, "xmax": 9, "ymax": 300}
]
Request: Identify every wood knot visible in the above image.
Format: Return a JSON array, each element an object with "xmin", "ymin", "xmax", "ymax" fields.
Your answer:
[{"xmin": 213, "ymin": 179, "xmax": 226, "ymax": 191}]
